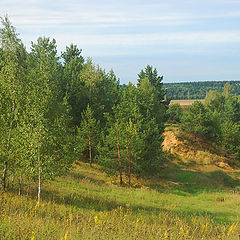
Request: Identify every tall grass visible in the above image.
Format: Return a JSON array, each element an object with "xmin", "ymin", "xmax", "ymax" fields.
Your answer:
[{"xmin": 1, "ymin": 162, "xmax": 240, "ymax": 239}]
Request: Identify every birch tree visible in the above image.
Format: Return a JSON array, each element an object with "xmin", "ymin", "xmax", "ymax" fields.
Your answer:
[{"xmin": 0, "ymin": 16, "xmax": 27, "ymax": 190}]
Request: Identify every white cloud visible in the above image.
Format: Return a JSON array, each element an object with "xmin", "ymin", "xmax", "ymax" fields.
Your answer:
[
  {"xmin": 1, "ymin": 0, "xmax": 240, "ymax": 83},
  {"xmin": 2, "ymin": 0, "xmax": 240, "ymax": 51},
  {"xmin": 1, "ymin": 0, "xmax": 240, "ymax": 31},
  {"xmin": 54, "ymin": 31, "xmax": 240, "ymax": 48}
]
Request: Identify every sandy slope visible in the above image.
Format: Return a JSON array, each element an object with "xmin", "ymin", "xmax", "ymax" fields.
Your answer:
[{"xmin": 162, "ymin": 128, "xmax": 237, "ymax": 172}]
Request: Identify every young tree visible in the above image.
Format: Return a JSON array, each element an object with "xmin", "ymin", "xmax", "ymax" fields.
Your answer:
[
  {"xmin": 61, "ymin": 44, "xmax": 86, "ymax": 126},
  {"xmin": 97, "ymin": 83, "xmax": 141, "ymax": 185},
  {"xmin": 114, "ymin": 85, "xmax": 143, "ymax": 183},
  {"xmin": 61, "ymin": 44, "xmax": 84, "ymax": 66},
  {"xmin": 205, "ymin": 90, "xmax": 225, "ymax": 113},
  {"xmin": 80, "ymin": 60, "xmax": 120, "ymax": 127},
  {"xmin": 181, "ymin": 101, "xmax": 213, "ymax": 138},
  {"xmin": 76, "ymin": 105, "xmax": 100, "ymax": 167},
  {"xmin": 204, "ymin": 84, "xmax": 240, "ymax": 157},
  {"xmin": 104, "ymin": 119, "xmax": 124, "ymax": 185},
  {"xmin": 138, "ymin": 65, "xmax": 165, "ymax": 100},
  {"xmin": 166, "ymin": 103, "xmax": 183, "ymax": 123},
  {"xmin": 25, "ymin": 36, "xmax": 73, "ymax": 205},
  {"xmin": 124, "ymin": 118, "xmax": 143, "ymax": 185},
  {"xmin": 136, "ymin": 77, "xmax": 166, "ymax": 174},
  {"xmin": 220, "ymin": 96, "xmax": 240, "ymax": 157}
]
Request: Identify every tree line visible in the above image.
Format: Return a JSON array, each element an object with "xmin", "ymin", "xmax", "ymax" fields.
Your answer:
[
  {"xmin": 164, "ymin": 81, "xmax": 240, "ymax": 100},
  {"xmin": 0, "ymin": 17, "xmax": 167, "ymax": 204},
  {"xmin": 167, "ymin": 82, "xmax": 240, "ymax": 158}
]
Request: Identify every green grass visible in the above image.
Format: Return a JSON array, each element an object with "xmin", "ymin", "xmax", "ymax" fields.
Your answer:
[{"xmin": 1, "ymin": 162, "xmax": 240, "ymax": 239}]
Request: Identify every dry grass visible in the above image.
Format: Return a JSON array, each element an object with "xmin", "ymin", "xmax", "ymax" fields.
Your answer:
[
  {"xmin": 2, "ymin": 190, "xmax": 240, "ymax": 240},
  {"xmin": 170, "ymin": 99, "xmax": 204, "ymax": 107},
  {"xmin": 1, "ymin": 160, "xmax": 240, "ymax": 239}
]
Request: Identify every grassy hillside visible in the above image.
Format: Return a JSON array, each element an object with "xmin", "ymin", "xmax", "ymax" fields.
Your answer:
[{"xmin": 1, "ymin": 129, "xmax": 240, "ymax": 239}]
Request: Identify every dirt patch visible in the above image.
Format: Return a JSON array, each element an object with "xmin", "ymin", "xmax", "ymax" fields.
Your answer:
[{"xmin": 162, "ymin": 130, "xmax": 234, "ymax": 171}]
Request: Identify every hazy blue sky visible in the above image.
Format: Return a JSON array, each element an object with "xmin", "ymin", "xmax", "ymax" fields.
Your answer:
[{"xmin": 1, "ymin": 0, "xmax": 240, "ymax": 83}]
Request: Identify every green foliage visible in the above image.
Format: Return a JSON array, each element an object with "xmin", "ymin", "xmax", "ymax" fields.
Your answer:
[
  {"xmin": 0, "ymin": 16, "xmax": 28, "ymax": 189},
  {"xmin": 61, "ymin": 55, "xmax": 120, "ymax": 127},
  {"xmin": 25, "ymin": 36, "xmax": 71, "ymax": 180},
  {"xmin": 0, "ymin": 17, "xmax": 167, "ymax": 196},
  {"xmin": 221, "ymin": 121, "xmax": 240, "ymax": 158},
  {"xmin": 76, "ymin": 105, "xmax": 100, "ymax": 165},
  {"xmin": 180, "ymin": 83, "xmax": 240, "ymax": 159},
  {"xmin": 97, "ymin": 88, "xmax": 143, "ymax": 183},
  {"xmin": 99, "ymin": 73, "xmax": 167, "ymax": 179},
  {"xmin": 205, "ymin": 90, "xmax": 225, "ymax": 113},
  {"xmin": 61, "ymin": 43, "xmax": 84, "ymax": 65},
  {"xmin": 61, "ymin": 45, "xmax": 86, "ymax": 125},
  {"xmin": 136, "ymin": 77, "xmax": 166, "ymax": 174},
  {"xmin": 167, "ymin": 103, "xmax": 183, "ymax": 123},
  {"xmin": 164, "ymin": 81, "xmax": 240, "ymax": 100},
  {"xmin": 181, "ymin": 101, "xmax": 213, "ymax": 137},
  {"xmin": 98, "ymin": 77, "xmax": 166, "ymax": 180},
  {"xmin": 0, "ymin": 17, "xmax": 75, "ymax": 200},
  {"xmin": 138, "ymin": 65, "xmax": 165, "ymax": 100}
]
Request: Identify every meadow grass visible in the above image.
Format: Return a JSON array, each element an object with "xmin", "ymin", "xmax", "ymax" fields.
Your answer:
[{"xmin": 1, "ymin": 162, "xmax": 240, "ymax": 239}]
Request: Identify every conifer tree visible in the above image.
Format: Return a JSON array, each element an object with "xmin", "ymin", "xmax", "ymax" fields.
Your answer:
[
  {"xmin": 136, "ymin": 77, "xmax": 166, "ymax": 174},
  {"xmin": 61, "ymin": 44, "xmax": 86, "ymax": 126},
  {"xmin": 76, "ymin": 104, "xmax": 100, "ymax": 167}
]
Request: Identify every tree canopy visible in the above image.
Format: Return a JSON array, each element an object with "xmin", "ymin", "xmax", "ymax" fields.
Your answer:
[{"xmin": 0, "ymin": 16, "xmax": 167, "ymax": 197}]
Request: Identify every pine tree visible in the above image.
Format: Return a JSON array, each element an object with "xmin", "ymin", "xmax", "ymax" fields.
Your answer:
[
  {"xmin": 61, "ymin": 44, "xmax": 86, "ymax": 126},
  {"xmin": 138, "ymin": 65, "xmax": 165, "ymax": 100},
  {"xmin": 181, "ymin": 101, "xmax": 213, "ymax": 137},
  {"xmin": 76, "ymin": 105, "xmax": 100, "ymax": 167},
  {"xmin": 136, "ymin": 77, "xmax": 166, "ymax": 174}
]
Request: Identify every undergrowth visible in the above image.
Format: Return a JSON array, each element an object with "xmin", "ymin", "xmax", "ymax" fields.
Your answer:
[{"xmin": 1, "ymin": 162, "xmax": 240, "ymax": 239}]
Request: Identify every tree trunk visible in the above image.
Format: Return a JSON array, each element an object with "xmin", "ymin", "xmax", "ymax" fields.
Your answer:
[
  {"xmin": 89, "ymin": 135, "xmax": 92, "ymax": 167},
  {"xmin": 26, "ymin": 177, "xmax": 30, "ymax": 196},
  {"xmin": 2, "ymin": 160, "xmax": 8, "ymax": 191},
  {"xmin": 38, "ymin": 165, "xmax": 41, "ymax": 206},
  {"xmin": 11, "ymin": 171, "xmax": 15, "ymax": 189},
  {"xmin": 116, "ymin": 135, "xmax": 123, "ymax": 185},
  {"xmin": 127, "ymin": 146, "xmax": 131, "ymax": 186},
  {"xmin": 2, "ymin": 102, "xmax": 15, "ymax": 191},
  {"xmin": 38, "ymin": 129, "xmax": 41, "ymax": 206},
  {"xmin": 128, "ymin": 157, "xmax": 131, "ymax": 186},
  {"xmin": 18, "ymin": 173, "xmax": 22, "ymax": 195}
]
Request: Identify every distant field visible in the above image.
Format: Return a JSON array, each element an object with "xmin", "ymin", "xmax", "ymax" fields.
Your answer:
[{"xmin": 170, "ymin": 99, "xmax": 204, "ymax": 106}]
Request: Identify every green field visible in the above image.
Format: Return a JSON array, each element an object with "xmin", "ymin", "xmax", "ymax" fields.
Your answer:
[
  {"xmin": 1, "ymin": 159, "xmax": 240, "ymax": 240},
  {"xmin": 170, "ymin": 99, "xmax": 205, "ymax": 106}
]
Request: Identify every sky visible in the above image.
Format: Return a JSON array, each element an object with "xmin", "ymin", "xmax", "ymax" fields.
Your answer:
[{"xmin": 1, "ymin": 0, "xmax": 240, "ymax": 84}]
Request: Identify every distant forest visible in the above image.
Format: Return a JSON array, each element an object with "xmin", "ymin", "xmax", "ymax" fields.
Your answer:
[{"xmin": 164, "ymin": 81, "xmax": 240, "ymax": 100}]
